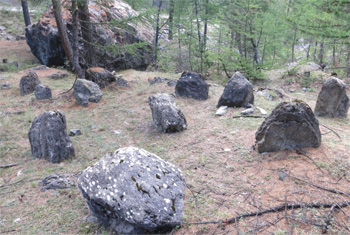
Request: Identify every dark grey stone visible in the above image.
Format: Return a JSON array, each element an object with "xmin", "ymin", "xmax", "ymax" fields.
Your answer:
[
  {"xmin": 69, "ymin": 129, "xmax": 82, "ymax": 136},
  {"xmin": 314, "ymin": 77, "xmax": 349, "ymax": 118},
  {"xmin": 86, "ymin": 67, "xmax": 116, "ymax": 88},
  {"xmin": 20, "ymin": 70, "xmax": 41, "ymax": 96},
  {"xmin": 73, "ymin": 79, "xmax": 103, "ymax": 106},
  {"xmin": 149, "ymin": 93, "xmax": 187, "ymax": 133},
  {"xmin": 78, "ymin": 147, "xmax": 185, "ymax": 234},
  {"xmin": 175, "ymin": 72, "xmax": 209, "ymax": 100},
  {"xmin": 35, "ymin": 84, "xmax": 52, "ymax": 100},
  {"xmin": 115, "ymin": 78, "xmax": 130, "ymax": 88},
  {"xmin": 255, "ymin": 101, "xmax": 321, "ymax": 153},
  {"xmin": 28, "ymin": 110, "xmax": 75, "ymax": 163},
  {"xmin": 39, "ymin": 172, "xmax": 79, "ymax": 192},
  {"xmin": 278, "ymin": 172, "xmax": 287, "ymax": 181},
  {"xmin": 217, "ymin": 71, "xmax": 254, "ymax": 108},
  {"xmin": 48, "ymin": 71, "xmax": 68, "ymax": 79},
  {"xmin": 1, "ymin": 82, "xmax": 10, "ymax": 89},
  {"xmin": 149, "ymin": 77, "xmax": 177, "ymax": 87}
]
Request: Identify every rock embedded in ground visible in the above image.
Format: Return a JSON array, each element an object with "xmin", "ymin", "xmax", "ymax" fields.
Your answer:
[
  {"xmin": 175, "ymin": 72, "xmax": 209, "ymax": 100},
  {"xmin": 115, "ymin": 77, "xmax": 130, "ymax": 88},
  {"xmin": 78, "ymin": 147, "xmax": 185, "ymax": 234},
  {"xmin": 69, "ymin": 129, "xmax": 82, "ymax": 136},
  {"xmin": 86, "ymin": 67, "xmax": 116, "ymax": 88},
  {"xmin": 74, "ymin": 79, "xmax": 103, "ymax": 106},
  {"xmin": 25, "ymin": 0, "xmax": 153, "ymax": 70},
  {"xmin": 255, "ymin": 101, "xmax": 321, "ymax": 153},
  {"xmin": 216, "ymin": 106, "xmax": 228, "ymax": 116},
  {"xmin": 28, "ymin": 110, "xmax": 75, "ymax": 163},
  {"xmin": 35, "ymin": 84, "xmax": 52, "ymax": 100},
  {"xmin": 149, "ymin": 93, "xmax": 187, "ymax": 132},
  {"xmin": 20, "ymin": 70, "xmax": 41, "ymax": 96},
  {"xmin": 1, "ymin": 82, "xmax": 10, "ymax": 89},
  {"xmin": 39, "ymin": 172, "xmax": 79, "ymax": 192},
  {"xmin": 48, "ymin": 71, "xmax": 68, "ymax": 79},
  {"xmin": 217, "ymin": 71, "xmax": 254, "ymax": 108},
  {"xmin": 314, "ymin": 77, "xmax": 349, "ymax": 118},
  {"xmin": 149, "ymin": 77, "xmax": 177, "ymax": 87}
]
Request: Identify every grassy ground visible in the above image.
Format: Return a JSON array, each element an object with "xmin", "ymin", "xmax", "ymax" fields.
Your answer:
[{"xmin": 1, "ymin": 41, "xmax": 350, "ymax": 234}]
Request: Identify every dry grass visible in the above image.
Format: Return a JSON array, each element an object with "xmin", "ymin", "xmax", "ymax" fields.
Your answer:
[{"xmin": 1, "ymin": 44, "xmax": 350, "ymax": 235}]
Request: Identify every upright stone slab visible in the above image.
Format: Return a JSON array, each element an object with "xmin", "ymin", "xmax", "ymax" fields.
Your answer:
[
  {"xmin": 255, "ymin": 101, "xmax": 321, "ymax": 153},
  {"xmin": 217, "ymin": 71, "xmax": 254, "ymax": 108},
  {"xmin": 78, "ymin": 147, "xmax": 185, "ymax": 234},
  {"xmin": 148, "ymin": 93, "xmax": 187, "ymax": 132},
  {"xmin": 175, "ymin": 72, "xmax": 209, "ymax": 100},
  {"xmin": 35, "ymin": 84, "xmax": 52, "ymax": 100},
  {"xmin": 28, "ymin": 110, "xmax": 75, "ymax": 163},
  {"xmin": 314, "ymin": 77, "xmax": 349, "ymax": 118},
  {"xmin": 73, "ymin": 79, "xmax": 103, "ymax": 106},
  {"xmin": 20, "ymin": 70, "xmax": 41, "ymax": 96}
]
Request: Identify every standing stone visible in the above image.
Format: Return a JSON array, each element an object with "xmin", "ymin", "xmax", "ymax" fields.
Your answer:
[
  {"xmin": 175, "ymin": 72, "xmax": 209, "ymax": 100},
  {"xmin": 35, "ymin": 84, "xmax": 52, "ymax": 100},
  {"xmin": 148, "ymin": 93, "xmax": 187, "ymax": 132},
  {"xmin": 255, "ymin": 101, "xmax": 321, "ymax": 153},
  {"xmin": 28, "ymin": 110, "xmax": 75, "ymax": 163},
  {"xmin": 78, "ymin": 147, "xmax": 185, "ymax": 234},
  {"xmin": 73, "ymin": 79, "xmax": 103, "ymax": 106},
  {"xmin": 314, "ymin": 77, "xmax": 349, "ymax": 118},
  {"xmin": 217, "ymin": 71, "xmax": 254, "ymax": 108},
  {"xmin": 86, "ymin": 67, "xmax": 116, "ymax": 88},
  {"xmin": 20, "ymin": 70, "xmax": 41, "ymax": 96}
]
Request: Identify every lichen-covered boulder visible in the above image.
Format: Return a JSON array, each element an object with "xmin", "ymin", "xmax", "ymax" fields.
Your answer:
[
  {"xmin": 314, "ymin": 77, "xmax": 349, "ymax": 118},
  {"xmin": 20, "ymin": 70, "xmax": 41, "ymax": 96},
  {"xmin": 78, "ymin": 147, "xmax": 185, "ymax": 234},
  {"xmin": 149, "ymin": 93, "xmax": 187, "ymax": 132},
  {"xmin": 86, "ymin": 67, "xmax": 116, "ymax": 88},
  {"xmin": 35, "ymin": 84, "xmax": 52, "ymax": 100},
  {"xmin": 217, "ymin": 71, "xmax": 254, "ymax": 108},
  {"xmin": 255, "ymin": 101, "xmax": 321, "ymax": 153},
  {"xmin": 25, "ymin": 0, "xmax": 153, "ymax": 70},
  {"xmin": 28, "ymin": 110, "xmax": 75, "ymax": 163},
  {"xmin": 175, "ymin": 72, "xmax": 209, "ymax": 100},
  {"xmin": 73, "ymin": 79, "xmax": 103, "ymax": 106}
]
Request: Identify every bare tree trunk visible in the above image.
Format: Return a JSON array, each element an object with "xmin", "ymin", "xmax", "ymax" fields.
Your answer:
[
  {"xmin": 21, "ymin": 0, "xmax": 31, "ymax": 27},
  {"xmin": 72, "ymin": 0, "xmax": 84, "ymax": 78},
  {"xmin": 52, "ymin": 0, "xmax": 74, "ymax": 68},
  {"xmin": 261, "ymin": 38, "xmax": 266, "ymax": 64},
  {"xmin": 319, "ymin": 40, "xmax": 324, "ymax": 65},
  {"xmin": 332, "ymin": 39, "xmax": 336, "ymax": 67},
  {"xmin": 154, "ymin": 0, "xmax": 163, "ymax": 66},
  {"xmin": 313, "ymin": 41, "xmax": 318, "ymax": 62},
  {"xmin": 168, "ymin": 0, "xmax": 174, "ymax": 40},
  {"xmin": 291, "ymin": 28, "xmax": 297, "ymax": 63},
  {"xmin": 78, "ymin": 0, "xmax": 97, "ymax": 67},
  {"xmin": 346, "ymin": 44, "xmax": 350, "ymax": 77}
]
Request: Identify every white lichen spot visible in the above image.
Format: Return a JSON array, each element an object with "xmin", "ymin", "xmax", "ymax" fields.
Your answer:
[
  {"xmin": 107, "ymin": 195, "xmax": 111, "ymax": 201},
  {"xmin": 163, "ymin": 184, "xmax": 167, "ymax": 188},
  {"xmin": 164, "ymin": 199, "xmax": 171, "ymax": 204},
  {"xmin": 92, "ymin": 181, "xmax": 96, "ymax": 185},
  {"xmin": 164, "ymin": 207, "xmax": 168, "ymax": 211}
]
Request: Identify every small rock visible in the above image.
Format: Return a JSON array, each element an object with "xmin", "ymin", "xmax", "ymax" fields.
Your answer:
[
  {"xmin": 278, "ymin": 172, "xmax": 287, "ymax": 181},
  {"xmin": 115, "ymin": 77, "xmax": 130, "ymax": 87},
  {"xmin": 35, "ymin": 84, "xmax": 52, "ymax": 100},
  {"xmin": 17, "ymin": 169, "xmax": 23, "ymax": 176},
  {"xmin": 216, "ymin": 106, "xmax": 228, "ymax": 116},
  {"xmin": 113, "ymin": 130, "xmax": 121, "ymax": 135},
  {"xmin": 69, "ymin": 129, "xmax": 82, "ymax": 136},
  {"xmin": 20, "ymin": 70, "xmax": 41, "ymax": 96},
  {"xmin": 10, "ymin": 61, "xmax": 19, "ymax": 67},
  {"xmin": 241, "ymin": 105, "xmax": 255, "ymax": 115},
  {"xmin": 257, "ymin": 90, "xmax": 273, "ymax": 101},
  {"xmin": 33, "ymin": 65, "xmax": 49, "ymax": 70},
  {"xmin": 149, "ymin": 77, "xmax": 177, "ymax": 87},
  {"xmin": 48, "ymin": 71, "xmax": 68, "ymax": 79},
  {"xmin": 86, "ymin": 67, "xmax": 116, "ymax": 88},
  {"xmin": 73, "ymin": 79, "xmax": 103, "ymax": 106},
  {"xmin": 83, "ymin": 215, "xmax": 100, "ymax": 224},
  {"xmin": 289, "ymin": 89, "xmax": 296, "ymax": 93},
  {"xmin": 224, "ymin": 148, "xmax": 231, "ymax": 152},
  {"xmin": 13, "ymin": 218, "xmax": 21, "ymax": 223},
  {"xmin": 302, "ymin": 87, "xmax": 307, "ymax": 91},
  {"xmin": 1, "ymin": 82, "xmax": 10, "ymax": 89}
]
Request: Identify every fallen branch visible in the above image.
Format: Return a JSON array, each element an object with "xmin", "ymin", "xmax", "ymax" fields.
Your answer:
[
  {"xmin": 0, "ymin": 179, "xmax": 24, "ymax": 188},
  {"xmin": 0, "ymin": 163, "xmax": 18, "ymax": 169},
  {"xmin": 232, "ymin": 115, "xmax": 266, "ymax": 119},
  {"xmin": 322, "ymin": 204, "xmax": 337, "ymax": 234},
  {"xmin": 295, "ymin": 149, "xmax": 325, "ymax": 174},
  {"xmin": 286, "ymin": 173, "xmax": 350, "ymax": 196},
  {"xmin": 320, "ymin": 124, "xmax": 341, "ymax": 140}
]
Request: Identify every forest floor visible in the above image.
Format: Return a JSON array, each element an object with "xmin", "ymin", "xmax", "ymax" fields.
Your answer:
[{"xmin": 1, "ymin": 40, "xmax": 350, "ymax": 235}]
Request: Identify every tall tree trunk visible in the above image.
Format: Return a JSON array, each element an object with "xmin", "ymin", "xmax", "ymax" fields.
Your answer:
[
  {"xmin": 78, "ymin": 0, "xmax": 97, "ymax": 67},
  {"xmin": 332, "ymin": 39, "xmax": 336, "ymax": 67},
  {"xmin": 313, "ymin": 41, "xmax": 318, "ymax": 62},
  {"xmin": 168, "ymin": 0, "xmax": 174, "ymax": 40},
  {"xmin": 261, "ymin": 38, "xmax": 266, "ymax": 64},
  {"xmin": 236, "ymin": 32, "xmax": 243, "ymax": 55},
  {"xmin": 346, "ymin": 44, "xmax": 350, "ymax": 76},
  {"xmin": 319, "ymin": 40, "xmax": 324, "ymax": 65},
  {"xmin": 52, "ymin": 0, "xmax": 74, "ymax": 68},
  {"xmin": 72, "ymin": 0, "xmax": 84, "ymax": 78},
  {"xmin": 21, "ymin": 0, "xmax": 31, "ymax": 27},
  {"xmin": 154, "ymin": 0, "xmax": 163, "ymax": 66},
  {"xmin": 291, "ymin": 28, "xmax": 297, "ymax": 63}
]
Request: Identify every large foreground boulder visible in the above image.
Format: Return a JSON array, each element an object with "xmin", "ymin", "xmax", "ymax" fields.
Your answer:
[
  {"xmin": 20, "ymin": 70, "xmax": 41, "ymax": 96},
  {"xmin": 86, "ymin": 67, "xmax": 116, "ymax": 88},
  {"xmin": 28, "ymin": 110, "xmax": 75, "ymax": 163},
  {"xmin": 217, "ymin": 71, "xmax": 254, "ymax": 108},
  {"xmin": 25, "ymin": 0, "xmax": 153, "ymax": 70},
  {"xmin": 74, "ymin": 79, "xmax": 103, "ymax": 106},
  {"xmin": 78, "ymin": 147, "xmax": 185, "ymax": 234},
  {"xmin": 175, "ymin": 72, "xmax": 209, "ymax": 100},
  {"xmin": 314, "ymin": 77, "xmax": 349, "ymax": 118},
  {"xmin": 255, "ymin": 101, "xmax": 321, "ymax": 153},
  {"xmin": 149, "ymin": 93, "xmax": 187, "ymax": 132}
]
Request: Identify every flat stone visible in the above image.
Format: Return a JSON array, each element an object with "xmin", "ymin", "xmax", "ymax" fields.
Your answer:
[
  {"xmin": 216, "ymin": 106, "xmax": 228, "ymax": 116},
  {"xmin": 69, "ymin": 129, "xmax": 82, "ymax": 136}
]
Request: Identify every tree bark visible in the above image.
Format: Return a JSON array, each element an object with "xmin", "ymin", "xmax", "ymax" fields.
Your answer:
[
  {"xmin": 78, "ymin": 0, "xmax": 97, "ymax": 67},
  {"xmin": 72, "ymin": 0, "xmax": 84, "ymax": 78},
  {"xmin": 154, "ymin": 0, "xmax": 163, "ymax": 66},
  {"xmin": 21, "ymin": 0, "xmax": 31, "ymax": 27},
  {"xmin": 168, "ymin": 0, "xmax": 174, "ymax": 40}
]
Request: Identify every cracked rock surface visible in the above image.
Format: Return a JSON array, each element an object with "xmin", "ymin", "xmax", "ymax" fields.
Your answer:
[
  {"xmin": 255, "ymin": 101, "xmax": 321, "ymax": 153},
  {"xmin": 78, "ymin": 147, "xmax": 185, "ymax": 234}
]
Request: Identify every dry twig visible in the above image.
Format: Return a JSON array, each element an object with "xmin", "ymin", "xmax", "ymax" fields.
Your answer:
[
  {"xmin": 0, "ymin": 163, "xmax": 18, "ymax": 169},
  {"xmin": 232, "ymin": 115, "xmax": 266, "ymax": 119},
  {"xmin": 320, "ymin": 123, "xmax": 342, "ymax": 140}
]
